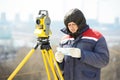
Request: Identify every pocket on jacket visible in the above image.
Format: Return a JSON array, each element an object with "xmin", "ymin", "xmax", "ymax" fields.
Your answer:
[{"xmin": 82, "ymin": 70, "xmax": 96, "ymax": 78}]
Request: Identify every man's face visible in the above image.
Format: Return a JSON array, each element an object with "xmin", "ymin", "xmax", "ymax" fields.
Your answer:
[{"xmin": 67, "ymin": 22, "xmax": 78, "ymax": 33}]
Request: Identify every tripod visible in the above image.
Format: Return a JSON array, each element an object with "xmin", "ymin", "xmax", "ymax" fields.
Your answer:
[{"xmin": 7, "ymin": 37, "xmax": 64, "ymax": 80}]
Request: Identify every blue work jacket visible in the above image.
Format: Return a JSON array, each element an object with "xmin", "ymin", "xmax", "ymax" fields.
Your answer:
[{"xmin": 58, "ymin": 25, "xmax": 109, "ymax": 80}]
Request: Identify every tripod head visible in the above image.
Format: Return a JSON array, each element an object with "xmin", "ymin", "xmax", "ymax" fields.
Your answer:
[{"xmin": 34, "ymin": 10, "xmax": 52, "ymax": 38}]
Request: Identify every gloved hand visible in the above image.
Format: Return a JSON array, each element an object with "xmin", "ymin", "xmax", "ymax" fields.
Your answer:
[
  {"xmin": 57, "ymin": 47, "xmax": 81, "ymax": 58},
  {"xmin": 55, "ymin": 51, "xmax": 64, "ymax": 63}
]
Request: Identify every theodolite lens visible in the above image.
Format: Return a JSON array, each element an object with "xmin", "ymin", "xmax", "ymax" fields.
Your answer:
[{"xmin": 36, "ymin": 19, "xmax": 40, "ymax": 25}]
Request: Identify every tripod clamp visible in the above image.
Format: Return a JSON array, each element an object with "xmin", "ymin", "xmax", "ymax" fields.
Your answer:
[{"xmin": 34, "ymin": 37, "xmax": 51, "ymax": 50}]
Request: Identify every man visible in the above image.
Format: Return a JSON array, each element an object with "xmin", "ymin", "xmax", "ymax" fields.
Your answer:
[{"xmin": 55, "ymin": 8, "xmax": 109, "ymax": 80}]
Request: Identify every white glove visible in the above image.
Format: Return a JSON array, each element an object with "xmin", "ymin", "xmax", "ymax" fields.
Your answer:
[
  {"xmin": 57, "ymin": 47, "xmax": 81, "ymax": 58},
  {"xmin": 55, "ymin": 51, "xmax": 64, "ymax": 63}
]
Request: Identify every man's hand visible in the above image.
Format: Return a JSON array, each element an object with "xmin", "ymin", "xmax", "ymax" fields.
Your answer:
[
  {"xmin": 57, "ymin": 47, "xmax": 81, "ymax": 58},
  {"xmin": 55, "ymin": 51, "xmax": 64, "ymax": 63}
]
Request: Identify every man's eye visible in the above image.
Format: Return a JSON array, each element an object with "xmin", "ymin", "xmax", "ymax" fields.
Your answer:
[{"xmin": 72, "ymin": 24, "xmax": 76, "ymax": 26}]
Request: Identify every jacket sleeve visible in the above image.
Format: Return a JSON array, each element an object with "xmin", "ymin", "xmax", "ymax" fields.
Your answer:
[
  {"xmin": 80, "ymin": 37, "xmax": 109, "ymax": 68},
  {"xmin": 57, "ymin": 60, "xmax": 64, "ymax": 71}
]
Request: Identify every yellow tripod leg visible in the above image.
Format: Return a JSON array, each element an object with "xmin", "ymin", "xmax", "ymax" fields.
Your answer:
[
  {"xmin": 48, "ymin": 50, "xmax": 58, "ymax": 80},
  {"xmin": 41, "ymin": 50, "xmax": 51, "ymax": 80},
  {"xmin": 7, "ymin": 49, "xmax": 35, "ymax": 80},
  {"xmin": 49, "ymin": 49, "xmax": 64, "ymax": 80},
  {"xmin": 44, "ymin": 50, "xmax": 58, "ymax": 80}
]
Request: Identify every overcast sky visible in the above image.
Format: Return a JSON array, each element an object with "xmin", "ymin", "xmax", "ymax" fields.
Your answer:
[{"xmin": 0, "ymin": 0, "xmax": 120, "ymax": 23}]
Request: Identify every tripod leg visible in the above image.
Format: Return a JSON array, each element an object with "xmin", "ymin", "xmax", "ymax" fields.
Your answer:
[
  {"xmin": 42, "ymin": 49, "xmax": 58, "ymax": 80},
  {"xmin": 48, "ymin": 49, "xmax": 64, "ymax": 80},
  {"xmin": 41, "ymin": 50, "xmax": 51, "ymax": 80},
  {"xmin": 8, "ymin": 49, "xmax": 35, "ymax": 80}
]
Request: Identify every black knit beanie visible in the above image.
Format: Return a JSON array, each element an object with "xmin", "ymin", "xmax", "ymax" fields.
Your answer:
[{"xmin": 64, "ymin": 8, "xmax": 86, "ymax": 31}]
